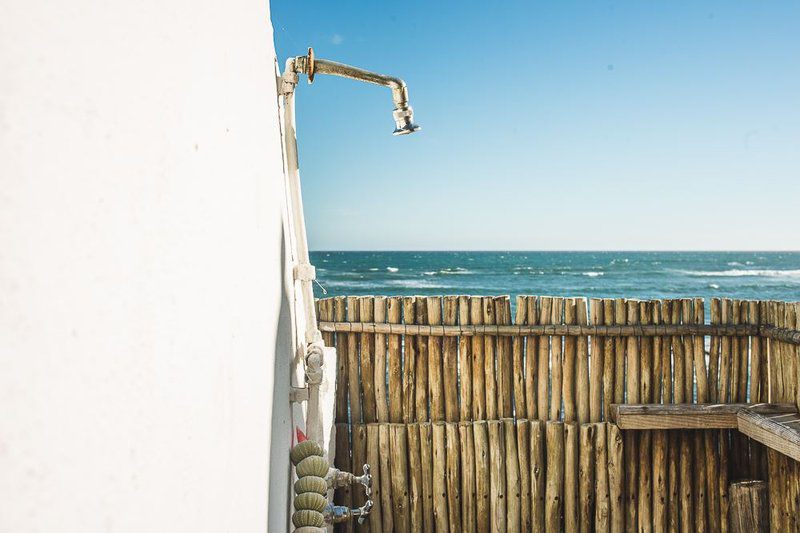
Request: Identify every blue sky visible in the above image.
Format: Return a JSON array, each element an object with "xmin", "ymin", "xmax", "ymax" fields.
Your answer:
[{"xmin": 272, "ymin": 1, "xmax": 800, "ymax": 251}]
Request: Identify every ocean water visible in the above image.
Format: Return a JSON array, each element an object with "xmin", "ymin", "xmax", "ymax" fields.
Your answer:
[{"xmin": 311, "ymin": 251, "xmax": 800, "ymax": 306}]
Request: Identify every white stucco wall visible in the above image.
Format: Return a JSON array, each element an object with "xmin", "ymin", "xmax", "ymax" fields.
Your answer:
[{"xmin": 0, "ymin": 1, "xmax": 293, "ymax": 531}]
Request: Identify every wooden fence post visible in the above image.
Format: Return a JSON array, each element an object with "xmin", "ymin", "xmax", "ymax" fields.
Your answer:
[{"xmin": 728, "ymin": 480, "xmax": 768, "ymax": 533}]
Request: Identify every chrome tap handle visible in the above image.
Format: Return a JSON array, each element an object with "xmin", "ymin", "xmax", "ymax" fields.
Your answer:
[
  {"xmin": 355, "ymin": 499, "xmax": 373, "ymax": 525},
  {"xmin": 354, "ymin": 463, "xmax": 372, "ymax": 498}
]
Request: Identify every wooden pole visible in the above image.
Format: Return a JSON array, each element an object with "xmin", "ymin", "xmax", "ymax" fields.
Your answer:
[
  {"xmin": 351, "ymin": 424, "xmax": 368, "ymax": 522},
  {"xmin": 579, "ymin": 423, "xmax": 596, "ymax": 533},
  {"xmin": 432, "ymin": 422, "xmax": 449, "ymax": 532},
  {"xmin": 419, "ymin": 422, "xmax": 435, "ymax": 531},
  {"xmin": 360, "ymin": 297, "xmax": 377, "ymax": 424},
  {"xmin": 445, "ymin": 423, "xmax": 462, "ymax": 533},
  {"xmin": 652, "ymin": 429, "xmax": 667, "ymax": 533},
  {"xmin": 484, "ymin": 298, "xmax": 498, "ymax": 420},
  {"xmin": 334, "ymin": 296, "xmax": 349, "ymax": 424},
  {"xmin": 603, "ymin": 299, "xmax": 616, "ymax": 421},
  {"xmin": 488, "ymin": 420, "xmax": 507, "ymax": 533},
  {"xmin": 471, "ymin": 298, "xmax": 486, "ymax": 421},
  {"xmin": 608, "ymin": 422, "xmax": 624, "ymax": 533},
  {"xmin": 667, "ymin": 431, "xmax": 679, "ymax": 532},
  {"xmin": 458, "ymin": 296, "xmax": 473, "ymax": 422},
  {"xmin": 504, "ymin": 418, "xmax": 521, "ymax": 532},
  {"xmin": 402, "ymin": 297, "xmax": 418, "ymax": 423},
  {"xmin": 728, "ymin": 480, "xmax": 768, "ymax": 533},
  {"xmin": 517, "ymin": 419, "xmax": 532, "ymax": 531},
  {"xmin": 545, "ymin": 421, "xmax": 565, "ymax": 532},
  {"xmin": 413, "ymin": 297, "xmax": 428, "ymax": 422},
  {"xmin": 595, "ymin": 422, "xmax": 610, "ymax": 533},
  {"xmin": 613, "ymin": 299, "xmax": 627, "ymax": 410},
  {"xmin": 387, "ymin": 297, "xmax": 403, "ymax": 423},
  {"xmin": 407, "ymin": 423, "xmax": 423, "ymax": 532},
  {"xmin": 390, "ymin": 423, "xmax": 410, "ymax": 533},
  {"xmin": 638, "ymin": 301, "xmax": 653, "ymax": 533},
  {"xmin": 366, "ymin": 424, "xmax": 384, "ymax": 531},
  {"xmin": 625, "ymin": 301, "xmax": 640, "ymax": 533},
  {"xmin": 374, "ymin": 297, "xmax": 389, "ymax": 423},
  {"xmin": 496, "ymin": 297, "xmax": 514, "ymax": 418},
  {"xmin": 526, "ymin": 297, "xmax": 539, "ymax": 419},
  {"xmin": 346, "ymin": 296, "xmax": 362, "ymax": 425},
  {"xmin": 538, "ymin": 297, "xmax": 553, "ymax": 420},
  {"xmin": 513, "ymin": 296, "xmax": 528, "ymax": 420},
  {"xmin": 428, "ymin": 297, "xmax": 445, "ymax": 422},
  {"xmin": 551, "ymin": 298, "xmax": 565, "ymax": 420},
  {"xmin": 474, "ymin": 420, "xmax": 490, "ymax": 532},
  {"xmin": 577, "ymin": 298, "xmax": 590, "ymax": 424},
  {"xmin": 589, "ymin": 299, "xmax": 604, "ymax": 423},
  {"xmin": 378, "ymin": 424, "xmax": 394, "ymax": 532},
  {"xmin": 565, "ymin": 422, "xmax": 579, "ymax": 532},
  {"xmin": 459, "ymin": 422, "xmax": 477, "ymax": 533},
  {"xmin": 564, "ymin": 298, "xmax": 578, "ymax": 422},
  {"xmin": 443, "ymin": 296, "xmax": 459, "ymax": 422},
  {"xmin": 531, "ymin": 420, "xmax": 546, "ymax": 532}
]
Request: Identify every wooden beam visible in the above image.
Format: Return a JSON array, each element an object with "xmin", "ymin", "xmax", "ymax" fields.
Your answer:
[
  {"xmin": 737, "ymin": 409, "xmax": 800, "ymax": 463},
  {"xmin": 610, "ymin": 403, "xmax": 797, "ymax": 430}
]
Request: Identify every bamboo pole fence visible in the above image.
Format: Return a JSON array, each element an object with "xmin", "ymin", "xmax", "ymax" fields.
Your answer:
[{"xmin": 319, "ymin": 296, "xmax": 800, "ymax": 532}]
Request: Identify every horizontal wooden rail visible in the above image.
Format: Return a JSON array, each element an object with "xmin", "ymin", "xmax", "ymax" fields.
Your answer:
[
  {"xmin": 318, "ymin": 321, "xmax": 760, "ymax": 337},
  {"xmin": 610, "ymin": 403, "xmax": 797, "ymax": 430},
  {"xmin": 317, "ymin": 321, "xmax": 800, "ymax": 344},
  {"xmin": 762, "ymin": 326, "xmax": 800, "ymax": 345}
]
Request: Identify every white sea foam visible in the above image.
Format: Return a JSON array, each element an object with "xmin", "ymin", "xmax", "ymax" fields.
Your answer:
[
  {"xmin": 368, "ymin": 267, "xmax": 379, "ymax": 271},
  {"xmin": 709, "ymin": 283, "xmax": 720, "ymax": 289},
  {"xmin": 583, "ymin": 272, "xmax": 604, "ymax": 277},
  {"xmin": 386, "ymin": 267, "xmax": 399, "ymax": 273},
  {"xmin": 680, "ymin": 269, "xmax": 800, "ymax": 279},
  {"xmin": 439, "ymin": 267, "xmax": 471, "ymax": 275},
  {"xmin": 423, "ymin": 271, "xmax": 437, "ymax": 276}
]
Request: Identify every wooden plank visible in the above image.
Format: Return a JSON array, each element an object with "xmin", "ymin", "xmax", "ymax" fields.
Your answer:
[
  {"xmin": 577, "ymin": 298, "xmax": 590, "ymax": 424},
  {"xmin": 610, "ymin": 403, "xmax": 796, "ymax": 430},
  {"xmin": 737, "ymin": 409, "xmax": 800, "ymax": 462},
  {"xmin": 346, "ymin": 296, "xmax": 362, "ymax": 424}
]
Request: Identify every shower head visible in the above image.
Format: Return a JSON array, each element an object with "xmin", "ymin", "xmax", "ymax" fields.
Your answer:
[{"xmin": 283, "ymin": 48, "xmax": 421, "ymax": 136}]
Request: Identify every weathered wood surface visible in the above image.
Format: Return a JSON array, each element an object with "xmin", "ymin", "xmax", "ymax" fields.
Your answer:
[
  {"xmin": 318, "ymin": 295, "xmax": 800, "ymax": 533},
  {"xmin": 728, "ymin": 480, "xmax": 768, "ymax": 533},
  {"xmin": 611, "ymin": 403, "xmax": 797, "ymax": 430}
]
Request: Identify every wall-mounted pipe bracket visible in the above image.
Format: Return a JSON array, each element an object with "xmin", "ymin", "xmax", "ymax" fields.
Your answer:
[{"xmin": 293, "ymin": 263, "xmax": 316, "ymax": 282}]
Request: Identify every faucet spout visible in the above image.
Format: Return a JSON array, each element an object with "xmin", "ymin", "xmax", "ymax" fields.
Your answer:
[{"xmin": 283, "ymin": 48, "xmax": 420, "ymax": 136}]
